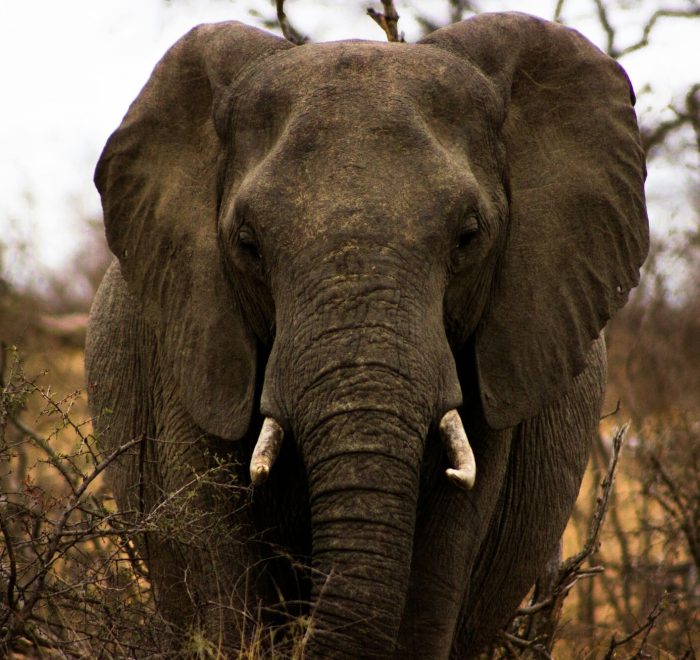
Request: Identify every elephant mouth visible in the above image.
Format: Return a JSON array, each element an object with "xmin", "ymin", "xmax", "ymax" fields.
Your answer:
[{"xmin": 250, "ymin": 409, "xmax": 476, "ymax": 491}]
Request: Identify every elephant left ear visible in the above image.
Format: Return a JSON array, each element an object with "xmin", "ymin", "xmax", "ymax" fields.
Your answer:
[
  {"xmin": 422, "ymin": 13, "xmax": 649, "ymax": 428},
  {"xmin": 95, "ymin": 23, "xmax": 292, "ymax": 440}
]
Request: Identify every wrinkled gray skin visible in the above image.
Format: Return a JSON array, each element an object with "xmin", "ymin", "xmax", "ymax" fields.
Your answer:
[{"xmin": 86, "ymin": 12, "xmax": 648, "ymax": 659}]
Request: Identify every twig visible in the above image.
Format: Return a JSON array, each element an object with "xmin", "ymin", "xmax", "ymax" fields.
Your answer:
[
  {"xmin": 275, "ymin": 0, "xmax": 307, "ymax": 45},
  {"xmin": 649, "ymin": 454, "xmax": 688, "ymax": 515},
  {"xmin": 501, "ymin": 426, "xmax": 628, "ymax": 656},
  {"xmin": 367, "ymin": 1, "xmax": 404, "ymax": 42},
  {"xmin": 560, "ymin": 424, "xmax": 628, "ymax": 575},
  {"xmin": 518, "ymin": 563, "xmax": 606, "ymax": 605},
  {"xmin": 593, "ymin": 433, "xmax": 635, "ymax": 612},
  {"xmin": 586, "ymin": 3, "xmax": 700, "ymax": 59},
  {"xmin": 617, "ymin": 8, "xmax": 700, "ymax": 58},
  {"xmin": 592, "ymin": 0, "xmax": 616, "ymax": 55},
  {"xmin": 15, "ymin": 435, "xmax": 143, "ymax": 621},
  {"xmin": 553, "ymin": 0, "xmax": 565, "ymax": 22},
  {"xmin": 603, "ymin": 596, "xmax": 666, "ymax": 659},
  {"xmin": 0, "ymin": 510, "xmax": 18, "ymax": 614},
  {"xmin": 600, "ymin": 399, "xmax": 621, "ymax": 420},
  {"xmin": 647, "ymin": 451, "xmax": 700, "ymax": 570},
  {"xmin": 501, "ymin": 631, "xmax": 553, "ymax": 659},
  {"xmin": 9, "ymin": 414, "xmax": 81, "ymax": 492},
  {"xmin": 642, "ymin": 84, "xmax": 700, "ymax": 157},
  {"xmin": 517, "ymin": 598, "xmax": 554, "ymax": 617},
  {"xmin": 449, "ymin": 0, "xmax": 477, "ymax": 23}
]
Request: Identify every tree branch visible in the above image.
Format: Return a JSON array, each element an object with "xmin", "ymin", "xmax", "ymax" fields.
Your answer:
[
  {"xmin": 499, "ymin": 425, "xmax": 628, "ymax": 655},
  {"xmin": 574, "ymin": 3, "xmax": 700, "ymax": 60},
  {"xmin": 367, "ymin": 1, "xmax": 404, "ymax": 42},
  {"xmin": 592, "ymin": 0, "xmax": 616, "ymax": 56},
  {"xmin": 642, "ymin": 83, "xmax": 700, "ymax": 158},
  {"xmin": 618, "ymin": 8, "xmax": 700, "ymax": 58},
  {"xmin": 0, "ymin": 510, "xmax": 18, "ymax": 614},
  {"xmin": 9, "ymin": 414, "xmax": 81, "ymax": 492},
  {"xmin": 553, "ymin": 0, "xmax": 566, "ymax": 22},
  {"xmin": 561, "ymin": 424, "xmax": 627, "ymax": 575},
  {"xmin": 603, "ymin": 597, "xmax": 667, "ymax": 659},
  {"xmin": 276, "ymin": 0, "xmax": 307, "ymax": 45},
  {"xmin": 15, "ymin": 435, "xmax": 143, "ymax": 622}
]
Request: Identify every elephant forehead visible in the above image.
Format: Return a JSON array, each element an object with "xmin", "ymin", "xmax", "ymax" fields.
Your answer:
[
  {"xmin": 261, "ymin": 41, "xmax": 487, "ymax": 111},
  {"xmin": 227, "ymin": 40, "xmax": 500, "ymax": 156},
  {"xmin": 225, "ymin": 42, "xmax": 500, "ymax": 240},
  {"xmin": 234, "ymin": 126, "xmax": 482, "ymax": 249}
]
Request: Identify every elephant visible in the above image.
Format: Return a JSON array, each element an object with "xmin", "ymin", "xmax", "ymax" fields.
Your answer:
[{"xmin": 85, "ymin": 11, "xmax": 648, "ymax": 659}]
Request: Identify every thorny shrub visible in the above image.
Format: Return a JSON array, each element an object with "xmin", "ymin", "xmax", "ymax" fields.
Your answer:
[
  {"xmin": 0, "ymin": 348, "xmax": 310, "ymax": 658},
  {"xmin": 0, "ymin": 348, "xmax": 161, "ymax": 656}
]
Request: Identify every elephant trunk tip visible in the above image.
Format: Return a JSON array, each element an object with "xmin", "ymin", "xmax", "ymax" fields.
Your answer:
[
  {"xmin": 439, "ymin": 409, "xmax": 476, "ymax": 490},
  {"xmin": 250, "ymin": 417, "xmax": 284, "ymax": 486}
]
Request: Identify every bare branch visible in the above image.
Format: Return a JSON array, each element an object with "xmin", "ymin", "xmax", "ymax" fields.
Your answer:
[
  {"xmin": 0, "ymin": 511, "xmax": 18, "ymax": 614},
  {"xmin": 16, "ymin": 435, "xmax": 143, "ymax": 621},
  {"xmin": 501, "ymin": 631, "xmax": 554, "ymax": 659},
  {"xmin": 559, "ymin": 3, "xmax": 700, "ymax": 61},
  {"xmin": 497, "ymin": 425, "xmax": 628, "ymax": 655},
  {"xmin": 9, "ymin": 414, "xmax": 81, "ymax": 492},
  {"xmin": 561, "ymin": 424, "xmax": 627, "ymax": 575},
  {"xmin": 592, "ymin": 0, "xmax": 616, "ymax": 56},
  {"xmin": 600, "ymin": 399, "xmax": 621, "ymax": 420},
  {"xmin": 367, "ymin": 1, "xmax": 404, "ymax": 42},
  {"xmin": 642, "ymin": 83, "xmax": 700, "ymax": 157},
  {"xmin": 603, "ymin": 597, "xmax": 667, "ymax": 659},
  {"xmin": 618, "ymin": 8, "xmax": 700, "ymax": 58},
  {"xmin": 553, "ymin": 0, "xmax": 566, "ymax": 22},
  {"xmin": 276, "ymin": 0, "xmax": 307, "ymax": 45},
  {"xmin": 445, "ymin": 0, "xmax": 478, "ymax": 24}
]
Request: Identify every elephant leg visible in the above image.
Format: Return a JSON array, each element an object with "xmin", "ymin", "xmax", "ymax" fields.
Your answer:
[
  {"xmin": 138, "ymin": 369, "xmax": 263, "ymax": 650},
  {"xmin": 87, "ymin": 262, "xmax": 262, "ymax": 650},
  {"xmin": 450, "ymin": 338, "xmax": 607, "ymax": 657},
  {"xmin": 396, "ymin": 419, "xmax": 512, "ymax": 660}
]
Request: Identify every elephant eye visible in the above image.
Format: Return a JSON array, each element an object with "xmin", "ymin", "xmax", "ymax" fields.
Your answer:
[
  {"xmin": 455, "ymin": 215, "xmax": 479, "ymax": 250},
  {"xmin": 237, "ymin": 225, "xmax": 261, "ymax": 260},
  {"xmin": 456, "ymin": 230, "xmax": 476, "ymax": 250}
]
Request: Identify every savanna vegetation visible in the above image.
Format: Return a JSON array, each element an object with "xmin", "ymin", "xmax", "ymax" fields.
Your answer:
[{"xmin": 2, "ymin": 1, "xmax": 699, "ymax": 657}]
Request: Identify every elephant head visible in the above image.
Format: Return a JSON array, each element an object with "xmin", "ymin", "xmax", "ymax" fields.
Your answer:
[{"xmin": 94, "ymin": 12, "xmax": 647, "ymax": 657}]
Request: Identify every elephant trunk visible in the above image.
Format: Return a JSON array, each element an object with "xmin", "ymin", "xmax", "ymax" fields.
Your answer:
[
  {"xmin": 261, "ymin": 247, "xmax": 462, "ymax": 657},
  {"xmin": 300, "ymin": 403, "xmax": 424, "ymax": 658}
]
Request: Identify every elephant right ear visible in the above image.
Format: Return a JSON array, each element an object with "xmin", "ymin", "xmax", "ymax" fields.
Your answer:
[
  {"xmin": 423, "ymin": 13, "xmax": 649, "ymax": 429},
  {"xmin": 95, "ymin": 23, "xmax": 292, "ymax": 440}
]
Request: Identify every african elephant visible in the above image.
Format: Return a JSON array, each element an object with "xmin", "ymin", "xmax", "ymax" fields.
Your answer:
[{"xmin": 85, "ymin": 11, "xmax": 648, "ymax": 659}]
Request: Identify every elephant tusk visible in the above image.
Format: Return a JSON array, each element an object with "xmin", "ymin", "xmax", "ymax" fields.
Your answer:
[
  {"xmin": 439, "ymin": 409, "xmax": 476, "ymax": 490},
  {"xmin": 250, "ymin": 417, "xmax": 284, "ymax": 486}
]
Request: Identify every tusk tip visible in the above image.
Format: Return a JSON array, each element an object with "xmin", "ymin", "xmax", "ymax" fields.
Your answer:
[
  {"xmin": 446, "ymin": 467, "xmax": 475, "ymax": 491},
  {"xmin": 250, "ymin": 463, "xmax": 270, "ymax": 486}
]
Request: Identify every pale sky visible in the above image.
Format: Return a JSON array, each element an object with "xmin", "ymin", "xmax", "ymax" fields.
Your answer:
[{"xmin": 1, "ymin": 0, "xmax": 698, "ymax": 290}]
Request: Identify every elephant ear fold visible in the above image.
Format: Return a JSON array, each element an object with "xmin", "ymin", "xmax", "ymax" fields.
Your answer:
[
  {"xmin": 95, "ymin": 23, "xmax": 292, "ymax": 440},
  {"xmin": 422, "ymin": 13, "xmax": 648, "ymax": 429}
]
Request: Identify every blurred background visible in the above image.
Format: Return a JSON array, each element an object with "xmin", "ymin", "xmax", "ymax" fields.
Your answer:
[{"xmin": 1, "ymin": 1, "xmax": 699, "ymax": 657}]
